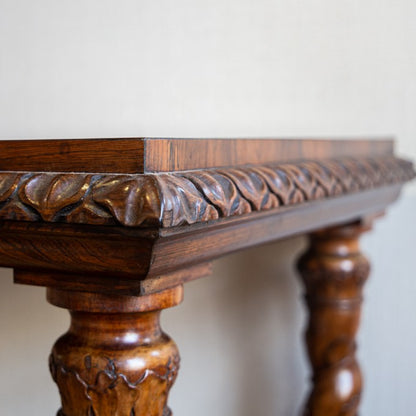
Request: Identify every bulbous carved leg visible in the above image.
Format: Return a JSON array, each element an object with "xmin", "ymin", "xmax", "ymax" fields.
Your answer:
[
  {"xmin": 297, "ymin": 223, "xmax": 370, "ymax": 416},
  {"xmin": 47, "ymin": 286, "xmax": 183, "ymax": 416}
]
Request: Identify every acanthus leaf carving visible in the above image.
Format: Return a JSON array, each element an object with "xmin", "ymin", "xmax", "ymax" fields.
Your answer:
[
  {"xmin": 0, "ymin": 173, "xmax": 40, "ymax": 221},
  {"xmin": 180, "ymin": 170, "xmax": 252, "ymax": 217},
  {"xmin": 250, "ymin": 165, "xmax": 304, "ymax": 204},
  {"xmin": 218, "ymin": 167, "xmax": 279, "ymax": 211},
  {"xmin": 0, "ymin": 172, "xmax": 21, "ymax": 201},
  {"xmin": 91, "ymin": 175, "xmax": 162, "ymax": 227},
  {"xmin": 0, "ymin": 156, "xmax": 413, "ymax": 228},
  {"xmin": 19, "ymin": 173, "xmax": 92, "ymax": 221},
  {"xmin": 156, "ymin": 174, "xmax": 219, "ymax": 227}
]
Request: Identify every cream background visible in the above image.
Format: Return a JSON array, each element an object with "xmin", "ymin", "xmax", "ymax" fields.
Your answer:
[{"xmin": 0, "ymin": 1, "xmax": 415, "ymax": 415}]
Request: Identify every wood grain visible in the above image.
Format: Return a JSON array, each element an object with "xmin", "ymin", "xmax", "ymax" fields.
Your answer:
[
  {"xmin": 0, "ymin": 184, "xmax": 405, "ymax": 296},
  {"xmin": 144, "ymin": 138, "xmax": 394, "ymax": 172},
  {"xmin": 0, "ymin": 156, "xmax": 413, "ymax": 228},
  {"xmin": 48, "ymin": 286, "xmax": 182, "ymax": 416},
  {"xmin": 297, "ymin": 223, "xmax": 370, "ymax": 415},
  {"xmin": 15, "ymin": 263, "xmax": 212, "ymax": 296},
  {"xmin": 0, "ymin": 138, "xmax": 145, "ymax": 173},
  {"xmin": 0, "ymin": 138, "xmax": 394, "ymax": 173}
]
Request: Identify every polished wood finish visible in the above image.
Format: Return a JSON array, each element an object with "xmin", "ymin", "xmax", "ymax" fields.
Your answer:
[
  {"xmin": 141, "ymin": 138, "xmax": 394, "ymax": 172},
  {"xmin": 0, "ymin": 138, "xmax": 145, "ymax": 173},
  {"xmin": 1, "ymin": 155, "xmax": 412, "ymax": 229},
  {"xmin": 15, "ymin": 263, "xmax": 212, "ymax": 297},
  {"xmin": 0, "ymin": 184, "xmax": 404, "ymax": 296},
  {"xmin": 48, "ymin": 286, "xmax": 183, "ymax": 416},
  {"xmin": 0, "ymin": 137, "xmax": 414, "ymax": 415},
  {"xmin": 298, "ymin": 223, "xmax": 370, "ymax": 415},
  {"xmin": 0, "ymin": 137, "xmax": 393, "ymax": 173}
]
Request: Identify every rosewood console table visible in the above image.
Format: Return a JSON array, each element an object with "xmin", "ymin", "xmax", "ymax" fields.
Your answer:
[{"xmin": 0, "ymin": 138, "xmax": 414, "ymax": 416}]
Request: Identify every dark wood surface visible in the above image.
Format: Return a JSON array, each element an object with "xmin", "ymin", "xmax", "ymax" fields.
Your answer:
[
  {"xmin": 48, "ymin": 286, "xmax": 183, "ymax": 416},
  {"xmin": 0, "ymin": 138, "xmax": 145, "ymax": 173},
  {"xmin": 0, "ymin": 137, "xmax": 414, "ymax": 416},
  {"xmin": 298, "ymin": 223, "xmax": 370, "ymax": 415},
  {"xmin": 142, "ymin": 138, "xmax": 394, "ymax": 172},
  {"xmin": 0, "ymin": 181, "xmax": 407, "ymax": 296},
  {"xmin": 0, "ymin": 137, "xmax": 393, "ymax": 173},
  {"xmin": 0, "ymin": 156, "xmax": 413, "ymax": 229}
]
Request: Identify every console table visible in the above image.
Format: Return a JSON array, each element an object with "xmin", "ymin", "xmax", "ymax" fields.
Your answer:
[{"xmin": 0, "ymin": 138, "xmax": 414, "ymax": 416}]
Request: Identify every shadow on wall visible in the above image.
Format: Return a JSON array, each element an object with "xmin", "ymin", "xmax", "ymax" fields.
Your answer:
[{"xmin": 167, "ymin": 235, "xmax": 309, "ymax": 416}]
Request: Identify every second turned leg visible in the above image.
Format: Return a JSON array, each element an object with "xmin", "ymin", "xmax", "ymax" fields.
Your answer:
[
  {"xmin": 297, "ymin": 223, "xmax": 370, "ymax": 416},
  {"xmin": 47, "ymin": 286, "xmax": 183, "ymax": 416}
]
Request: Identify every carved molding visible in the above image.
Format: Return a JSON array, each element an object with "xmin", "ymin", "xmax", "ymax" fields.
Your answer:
[
  {"xmin": 0, "ymin": 156, "xmax": 414, "ymax": 228},
  {"xmin": 49, "ymin": 352, "xmax": 180, "ymax": 416}
]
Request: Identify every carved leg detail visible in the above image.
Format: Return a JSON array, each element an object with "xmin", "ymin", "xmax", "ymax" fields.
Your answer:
[
  {"xmin": 47, "ymin": 286, "xmax": 183, "ymax": 416},
  {"xmin": 297, "ymin": 223, "xmax": 370, "ymax": 416}
]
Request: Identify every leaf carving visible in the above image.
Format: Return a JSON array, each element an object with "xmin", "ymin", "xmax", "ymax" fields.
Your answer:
[
  {"xmin": 278, "ymin": 164, "xmax": 326, "ymax": 200},
  {"xmin": 0, "ymin": 172, "xmax": 21, "ymax": 201},
  {"xmin": 299, "ymin": 161, "xmax": 343, "ymax": 196},
  {"xmin": 156, "ymin": 174, "xmax": 219, "ymax": 227},
  {"xmin": 218, "ymin": 168, "xmax": 279, "ymax": 211},
  {"xmin": 0, "ymin": 156, "xmax": 413, "ymax": 227},
  {"xmin": 0, "ymin": 173, "xmax": 40, "ymax": 220},
  {"xmin": 181, "ymin": 171, "xmax": 251, "ymax": 217},
  {"xmin": 252, "ymin": 165, "xmax": 304, "ymax": 204},
  {"xmin": 92, "ymin": 175, "xmax": 161, "ymax": 227},
  {"xmin": 19, "ymin": 174, "xmax": 91, "ymax": 221},
  {"xmin": 319, "ymin": 160, "xmax": 360, "ymax": 193}
]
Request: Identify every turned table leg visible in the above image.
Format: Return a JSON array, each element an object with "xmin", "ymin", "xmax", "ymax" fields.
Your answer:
[
  {"xmin": 297, "ymin": 223, "xmax": 370, "ymax": 416},
  {"xmin": 47, "ymin": 286, "xmax": 183, "ymax": 416}
]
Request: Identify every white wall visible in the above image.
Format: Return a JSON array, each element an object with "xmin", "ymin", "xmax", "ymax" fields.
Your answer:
[{"xmin": 0, "ymin": 1, "xmax": 415, "ymax": 415}]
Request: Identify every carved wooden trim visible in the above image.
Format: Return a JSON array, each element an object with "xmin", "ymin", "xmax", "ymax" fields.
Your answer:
[
  {"xmin": 49, "ymin": 352, "xmax": 180, "ymax": 416},
  {"xmin": 0, "ymin": 156, "xmax": 414, "ymax": 228}
]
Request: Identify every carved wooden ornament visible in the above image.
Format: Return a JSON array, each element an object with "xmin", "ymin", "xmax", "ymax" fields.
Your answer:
[{"xmin": 0, "ymin": 156, "xmax": 414, "ymax": 228}]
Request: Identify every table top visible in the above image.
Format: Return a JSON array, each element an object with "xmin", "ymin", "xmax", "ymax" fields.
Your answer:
[{"xmin": 0, "ymin": 137, "xmax": 394, "ymax": 173}]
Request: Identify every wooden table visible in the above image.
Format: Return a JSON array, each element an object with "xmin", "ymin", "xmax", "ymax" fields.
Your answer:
[{"xmin": 0, "ymin": 138, "xmax": 414, "ymax": 416}]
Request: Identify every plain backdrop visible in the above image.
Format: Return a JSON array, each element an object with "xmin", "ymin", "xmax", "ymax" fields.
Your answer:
[{"xmin": 0, "ymin": 1, "xmax": 415, "ymax": 415}]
